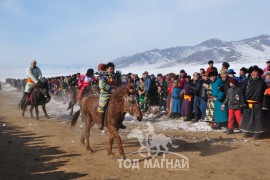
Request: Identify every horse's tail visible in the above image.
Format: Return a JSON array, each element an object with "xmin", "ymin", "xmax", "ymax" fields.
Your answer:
[{"xmin": 70, "ymin": 109, "xmax": 81, "ymax": 128}]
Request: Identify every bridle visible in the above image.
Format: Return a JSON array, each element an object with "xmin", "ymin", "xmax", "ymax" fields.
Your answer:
[
  {"xmin": 39, "ymin": 87, "xmax": 51, "ymax": 103},
  {"xmin": 120, "ymin": 94, "xmax": 140, "ymax": 114}
]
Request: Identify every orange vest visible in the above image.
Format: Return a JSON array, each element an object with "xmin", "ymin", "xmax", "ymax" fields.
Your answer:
[{"xmin": 27, "ymin": 78, "xmax": 34, "ymax": 83}]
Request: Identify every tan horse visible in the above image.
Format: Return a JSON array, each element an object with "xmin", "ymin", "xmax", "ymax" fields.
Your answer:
[{"xmin": 70, "ymin": 83, "xmax": 142, "ymax": 159}]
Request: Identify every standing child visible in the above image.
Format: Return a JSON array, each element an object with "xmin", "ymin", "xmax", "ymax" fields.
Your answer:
[
  {"xmin": 138, "ymin": 78, "xmax": 146, "ymax": 110},
  {"xmin": 171, "ymin": 80, "xmax": 182, "ymax": 119},
  {"xmin": 157, "ymin": 85, "xmax": 164, "ymax": 110},
  {"xmin": 221, "ymin": 78, "xmax": 243, "ymax": 134}
]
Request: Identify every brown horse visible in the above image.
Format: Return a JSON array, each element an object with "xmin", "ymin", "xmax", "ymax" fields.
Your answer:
[
  {"xmin": 67, "ymin": 83, "xmax": 99, "ymax": 116},
  {"xmin": 70, "ymin": 84, "xmax": 142, "ymax": 159}
]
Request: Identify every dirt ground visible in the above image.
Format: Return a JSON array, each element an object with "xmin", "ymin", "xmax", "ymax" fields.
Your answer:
[{"xmin": 1, "ymin": 89, "xmax": 270, "ymax": 180}]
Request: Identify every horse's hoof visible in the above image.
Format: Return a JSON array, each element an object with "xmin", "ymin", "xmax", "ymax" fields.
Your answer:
[{"xmin": 46, "ymin": 116, "xmax": 50, "ymax": 119}]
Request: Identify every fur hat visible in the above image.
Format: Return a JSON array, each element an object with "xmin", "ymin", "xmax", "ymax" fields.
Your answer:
[{"xmin": 248, "ymin": 65, "xmax": 263, "ymax": 75}]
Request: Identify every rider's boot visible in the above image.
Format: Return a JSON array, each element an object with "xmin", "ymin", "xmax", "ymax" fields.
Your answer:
[
  {"xmin": 119, "ymin": 120, "xmax": 126, "ymax": 129},
  {"xmin": 98, "ymin": 112, "xmax": 105, "ymax": 130}
]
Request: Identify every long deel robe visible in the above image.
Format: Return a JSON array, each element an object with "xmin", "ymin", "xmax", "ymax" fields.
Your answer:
[
  {"xmin": 171, "ymin": 87, "xmax": 182, "ymax": 113},
  {"xmin": 211, "ymin": 78, "xmax": 228, "ymax": 123},
  {"xmin": 240, "ymin": 77, "xmax": 266, "ymax": 133}
]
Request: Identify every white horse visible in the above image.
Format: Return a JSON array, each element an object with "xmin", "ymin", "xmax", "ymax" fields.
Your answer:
[{"xmin": 127, "ymin": 123, "xmax": 179, "ymax": 158}]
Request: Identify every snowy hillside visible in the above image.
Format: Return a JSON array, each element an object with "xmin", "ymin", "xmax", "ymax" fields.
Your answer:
[{"xmin": 113, "ymin": 35, "xmax": 270, "ymax": 68}]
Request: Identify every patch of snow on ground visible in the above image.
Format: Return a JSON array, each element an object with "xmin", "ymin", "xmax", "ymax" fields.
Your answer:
[
  {"xmin": 124, "ymin": 112, "xmax": 213, "ymax": 132},
  {"xmin": 1, "ymin": 83, "xmax": 18, "ymax": 92}
]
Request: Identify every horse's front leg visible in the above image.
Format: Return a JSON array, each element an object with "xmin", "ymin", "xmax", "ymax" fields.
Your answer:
[
  {"xmin": 30, "ymin": 105, "xmax": 34, "ymax": 118},
  {"xmin": 35, "ymin": 106, "xmax": 39, "ymax": 120},
  {"xmin": 108, "ymin": 125, "xmax": 125, "ymax": 159},
  {"xmin": 106, "ymin": 129, "xmax": 114, "ymax": 156},
  {"xmin": 42, "ymin": 104, "xmax": 50, "ymax": 119}
]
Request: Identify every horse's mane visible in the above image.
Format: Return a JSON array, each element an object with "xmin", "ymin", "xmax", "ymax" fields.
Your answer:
[{"xmin": 111, "ymin": 83, "xmax": 134, "ymax": 100}]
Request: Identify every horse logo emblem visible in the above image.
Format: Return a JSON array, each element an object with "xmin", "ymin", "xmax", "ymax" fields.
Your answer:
[{"xmin": 127, "ymin": 122, "xmax": 179, "ymax": 158}]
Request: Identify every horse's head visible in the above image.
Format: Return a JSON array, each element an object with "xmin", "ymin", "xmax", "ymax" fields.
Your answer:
[
  {"xmin": 39, "ymin": 86, "xmax": 51, "ymax": 103},
  {"xmin": 123, "ymin": 94, "xmax": 142, "ymax": 121},
  {"xmin": 122, "ymin": 83, "xmax": 142, "ymax": 121}
]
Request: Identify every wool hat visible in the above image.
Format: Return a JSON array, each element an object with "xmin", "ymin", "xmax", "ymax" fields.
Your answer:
[
  {"xmin": 230, "ymin": 78, "xmax": 237, "ymax": 85},
  {"xmin": 98, "ymin": 64, "xmax": 106, "ymax": 71},
  {"xmin": 86, "ymin": 68, "xmax": 94, "ymax": 77}
]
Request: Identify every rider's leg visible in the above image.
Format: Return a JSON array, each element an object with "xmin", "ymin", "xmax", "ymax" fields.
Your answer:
[
  {"xmin": 97, "ymin": 95, "xmax": 110, "ymax": 130},
  {"xmin": 98, "ymin": 112, "xmax": 105, "ymax": 130},
  {"xmin": 24, "ymin": 83, "xmax": 34, "ymax": 104}
]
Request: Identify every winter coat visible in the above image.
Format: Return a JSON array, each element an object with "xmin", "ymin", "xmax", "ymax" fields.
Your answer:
[
  {"xmin": 26, "ymin": 66, "xmax": 42, "ymax": 84},
  {"xmin": 190, "ymin": 79, "xmax": 201, "ymax": 97},
  {"xmin": 144, "ymin": 75, "xmax": 151, "ymax": 92},
  {"xmin": 223, "ymin": 87, "xmax": 243, "ymax": 109}
]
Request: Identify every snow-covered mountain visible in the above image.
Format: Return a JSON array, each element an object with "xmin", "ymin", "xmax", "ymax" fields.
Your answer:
[{"xmin": 113, "ymin": 35, "xmax": 270, "ymax": 68}]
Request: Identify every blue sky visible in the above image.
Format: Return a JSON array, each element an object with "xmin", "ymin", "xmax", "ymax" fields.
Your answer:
[{"xmin": 0, "ymin": 0, "xmax": 269, "ymax": 68}]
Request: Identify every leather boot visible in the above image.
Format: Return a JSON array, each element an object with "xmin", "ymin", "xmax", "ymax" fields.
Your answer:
[
  {"xmin": 98, "ymin": 112, "xmax": 105, "ymax": 130},
  {"xmin": 119, "ymin": 121, "xmax": 126, "ymax": 129}
]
